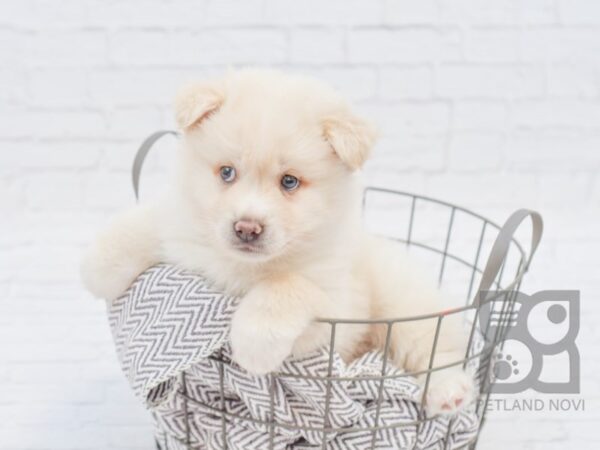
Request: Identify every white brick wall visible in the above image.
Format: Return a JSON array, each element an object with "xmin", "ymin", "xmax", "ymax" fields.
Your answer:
[{"xmin": 1, "ymin": 1, "xmax": 598, "ymax": 448}]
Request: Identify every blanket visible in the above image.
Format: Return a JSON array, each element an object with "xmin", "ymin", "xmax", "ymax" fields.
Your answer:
[{"xmin": 107, "ymin": 264, "xmax": 480, "ymax": 449}]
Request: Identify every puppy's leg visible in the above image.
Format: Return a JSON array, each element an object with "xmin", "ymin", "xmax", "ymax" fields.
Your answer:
[
  {"xmin": 364, "ymin": 237, "xmax": 474, "ymax": 415},
  {"xmin": 81, "ymin": 204, "xmax": 162, "ymax": 300},
  {"xmin": 229, "ymin": 274, "xmax": 327, "ymax": 375}
]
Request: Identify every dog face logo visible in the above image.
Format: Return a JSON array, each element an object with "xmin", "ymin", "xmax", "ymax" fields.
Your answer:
[{"xmin": 478, "ymin": 290, "xmax": 580, "ymax": 394}]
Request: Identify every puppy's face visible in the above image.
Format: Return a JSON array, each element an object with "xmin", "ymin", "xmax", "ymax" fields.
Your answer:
[{"xmin": 173, "ymin": 70, "xmax": 376, "ymax": 264}]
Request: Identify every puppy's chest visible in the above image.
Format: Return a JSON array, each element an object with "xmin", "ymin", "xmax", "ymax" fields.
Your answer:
[
  {"xmin": 225, "ymin": 264, "xmax": 355, "ymax": 298},
  {"xmin": 202, "ymin": 248, "xmax": 368, "ymax": 317},
  {"xmin": 304, "ymin": 262, "xmax": 370, "ymax": 316}
]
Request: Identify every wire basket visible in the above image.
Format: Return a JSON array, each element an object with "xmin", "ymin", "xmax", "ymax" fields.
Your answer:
[
  {"xmin": 132, "ymin": 132, "xmax": 543, "ymax": 450},
  {"xmin": 153, "ymin": 190, "xmax": 542, "ymax": 450}
]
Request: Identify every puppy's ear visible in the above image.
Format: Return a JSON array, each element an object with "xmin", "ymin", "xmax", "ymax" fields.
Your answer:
[
  {"xmin": 174, "ymin": 81, "xmax": 225, "ymax": 131},
  {"xmin": 322, "ymin": 110, "xmax": 377, "ymax": 170}
]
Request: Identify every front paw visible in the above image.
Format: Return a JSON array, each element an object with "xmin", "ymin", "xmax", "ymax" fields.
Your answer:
[
  {"xmin": 229, "ymin": 280, "xmax": 316, "ymax": 375},
  {"xmin": 80, "ymin": 244, "xmax": 136, "ymax": 300},
  {"xmin": 229, "ymin": 312, "xmax": 296, "ymax": 375},
  {"xmin": 422, "ymin": 367, "xmax": 475, "ymax": 416},
  {"xmin": 80, "ymin": 205, "xmax": 160, "ymax": 300}
]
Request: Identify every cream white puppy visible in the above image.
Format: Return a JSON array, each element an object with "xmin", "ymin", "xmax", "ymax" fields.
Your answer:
[{"xmin": 81, "ymin": 69, "xmax": 474, "ymax": 415}]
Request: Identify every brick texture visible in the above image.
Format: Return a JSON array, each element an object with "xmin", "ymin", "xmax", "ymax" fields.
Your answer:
[{"xmin": 1, "ymin": 1, "xmax": 598, "ymax": 449}]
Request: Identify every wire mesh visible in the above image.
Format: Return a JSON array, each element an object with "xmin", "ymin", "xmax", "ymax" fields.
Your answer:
[{"xmin": 158, "ymin": 188, "xmax": 535, "ymax": 450}]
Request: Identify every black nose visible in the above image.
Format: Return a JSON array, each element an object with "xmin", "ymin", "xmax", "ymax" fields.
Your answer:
[{"xmin": 234, "ymin": 219, "xmax": 264, "ymax": 243}]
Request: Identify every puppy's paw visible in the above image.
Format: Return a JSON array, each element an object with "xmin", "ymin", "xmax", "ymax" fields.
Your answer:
[
  {"xmin": 422, "ymin": 367, "xmax": 475, "ymax": 416},
  {"xmin": 80, "ymin": 243, "xmax": 142, "ymax": 300},
  {"xmin": 229, "ymin": 315, "xmax": 296, "ymax": 375},
  {"xmin": 229, "ymin": 279, "xmax": 315, "ymax": 375},
  {"xmin": 80, "ymin": 206, "xmax": 161, "ymax": 300}
]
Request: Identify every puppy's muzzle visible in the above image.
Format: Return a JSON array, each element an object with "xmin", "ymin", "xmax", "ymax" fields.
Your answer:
[{"xmin": 234, "ymin": 219, "xmax": 264, "ymax": 243}]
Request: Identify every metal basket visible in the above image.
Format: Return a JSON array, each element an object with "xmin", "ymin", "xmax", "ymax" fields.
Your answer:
[
  {"xmin": 134, "ymin": 132, "xmax": 543, "ymax": 450},
  {"xmin": 160, "ymin": 189, "xmax": 542, "ymax": 450}
]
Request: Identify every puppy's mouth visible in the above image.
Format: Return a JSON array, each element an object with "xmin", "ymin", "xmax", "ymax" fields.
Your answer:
[
  {"xmin": 231, "ymin": 242, "xmax": 269, "ymax": 257},
  {"xmin": 234, "ymin": 243, "xmax": 263, "ymax": 253}
]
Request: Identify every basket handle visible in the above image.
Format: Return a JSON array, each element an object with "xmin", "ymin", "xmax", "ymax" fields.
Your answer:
[
  {"xmin": 131, "ymin": 130, "xmax": 179, "ymax": 201},
  {"xmin": 474, "ymin": 209, "xmax": 543, "ymax": 303}
]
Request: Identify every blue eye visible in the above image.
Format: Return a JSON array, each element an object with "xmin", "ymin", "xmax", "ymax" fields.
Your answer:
[
  {"xmin": 220, "ymin": 166, "xmax": 236, "ymax": 183},
  {"xmin": 281, "ymin": 174, "xmax": 300, "ymax": 191}
]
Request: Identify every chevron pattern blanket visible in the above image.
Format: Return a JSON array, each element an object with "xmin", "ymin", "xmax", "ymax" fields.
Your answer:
[{"xmin": 107, "ymin": 264, "xmax": 479, "ymax": 449}]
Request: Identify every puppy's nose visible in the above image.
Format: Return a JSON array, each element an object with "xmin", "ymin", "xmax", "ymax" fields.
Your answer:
[{"xmin": 234, "ymin": 219, "xmax": 264, "ymax": 243}]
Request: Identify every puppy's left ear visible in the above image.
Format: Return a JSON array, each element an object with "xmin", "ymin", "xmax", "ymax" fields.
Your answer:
[
  {"xmin": 174, "ymin": 80, "xmax": 225, "ymax": 131},
  {"xmin": 322, "ymin": 110, "xmax": 377, "ymax": 171}
]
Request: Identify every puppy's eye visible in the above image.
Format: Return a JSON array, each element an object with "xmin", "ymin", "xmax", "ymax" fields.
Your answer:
[
  {"xmin": 220, "ymin": 166, "xmax": 236, "ymax": 183},
  {"xmin": 281, "ymin": 174, "xmax": 300, "ymax": 191}
]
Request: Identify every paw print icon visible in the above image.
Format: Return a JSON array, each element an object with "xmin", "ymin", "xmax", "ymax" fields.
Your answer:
[
  {"xmin": 493, "ymin": 353, "xmax": 520, "ymax": 380},
  {"xmin": 479, "ymin": 290, "xmax": 580, "ymax": 394}
]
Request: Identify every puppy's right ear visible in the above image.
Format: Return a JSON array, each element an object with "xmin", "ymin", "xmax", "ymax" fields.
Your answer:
[
  {"xmin": 322, "ymin": 110, "xmax": 377, "ymax": 171},
  {"xmin": 174, "ymin": 81, "xmax": 225, "ymax": 131}
]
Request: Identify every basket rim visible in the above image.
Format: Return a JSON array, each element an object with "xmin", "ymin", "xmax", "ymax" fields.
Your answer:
[{"xmin": 363, "ymin": 186, "xmax": 526, "ymax": 259}]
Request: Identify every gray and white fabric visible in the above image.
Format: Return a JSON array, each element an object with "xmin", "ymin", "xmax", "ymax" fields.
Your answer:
[{"xmin": 107, "ymin": 264, "xmax": 479, "ymax": 449}]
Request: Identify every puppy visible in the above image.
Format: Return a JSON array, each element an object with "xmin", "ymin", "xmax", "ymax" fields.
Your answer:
[{"xmin": 81, "ymin": 69, "xmax": 474, "ymax": 415}]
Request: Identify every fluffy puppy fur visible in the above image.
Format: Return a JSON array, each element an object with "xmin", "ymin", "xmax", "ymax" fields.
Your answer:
[{"xmin": 81, "ymin": 69, "xmax": 474, "ymax": 415}]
